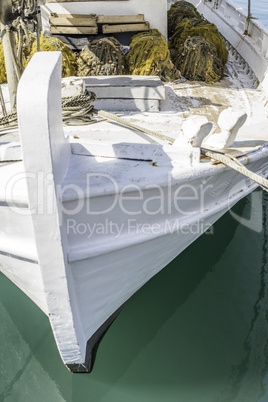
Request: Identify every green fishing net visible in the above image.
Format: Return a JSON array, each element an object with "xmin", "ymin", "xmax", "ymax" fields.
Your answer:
[
  {"xmin": 0, "ymin": 33, "xmax": 76, "ymax": 83},
  {"xmin": 174, "ymin": 36, "xmax": 224, "ymax": 83},
  {"xmin": 170, "ymin": 18, "xmax": 228, "ymax": 65},
  {"xmin": 76, "ymin": 37, "xmax": 126, "ymax": 76},
  {"xmin": 168, "ymin": 0, "xmax": 202, "ymax": 37},
  {"xmin": 0, "ymin": 42, "xmax": 7, "ymax": 83},
  {"xmin": 0, "ymin": 34, "xmax": 30, "ymax": 83},
  {"xmin": 126, "ymin": 29, "xmax": 180, "ymax": 82},
  {"xmin": 29, "ymin": 34, "xmax": 76, "ymax": 77}
]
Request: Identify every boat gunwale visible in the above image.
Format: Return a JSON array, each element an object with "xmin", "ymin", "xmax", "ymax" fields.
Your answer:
[{"xmin": 59, "ymin": 143, "xmax": 268, "ymax": 203}]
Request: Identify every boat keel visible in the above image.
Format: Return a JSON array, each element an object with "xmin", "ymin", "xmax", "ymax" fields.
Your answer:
[{"xmin": 66, "ymin": 304, "xmax": 125, "ymax": 373}]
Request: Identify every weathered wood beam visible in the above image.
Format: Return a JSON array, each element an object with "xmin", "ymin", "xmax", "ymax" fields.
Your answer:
[
  {"xmin": 97, "ymin": 14, "xmax": 144, "ymax": 24},
  {"xmin": 50, "ymin": 13, "xmax": 97, "ymax": 27},
  {"xmin": 102, "ymin": 22, "xmax": 150, "ymax": 33},
  {"xmin": 50, "ymin": 25, "xmax": 98, "ymax": 34}
]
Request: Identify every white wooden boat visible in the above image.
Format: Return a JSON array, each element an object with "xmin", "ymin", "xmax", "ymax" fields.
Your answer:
[{"xmin": 0, "ymin": 0, "xmax": 268, "ymax": 372}]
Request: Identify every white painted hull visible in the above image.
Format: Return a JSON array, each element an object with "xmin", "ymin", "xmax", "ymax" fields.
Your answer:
[
  {"xmin": 68, "ymin": 175, "xmax": 259, "ymax": 357},
  {"xmin": 0, "ymin": 0, "xmax": 268, "ymax": 372}
]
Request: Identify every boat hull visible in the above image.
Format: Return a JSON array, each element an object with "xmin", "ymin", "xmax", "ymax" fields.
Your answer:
[
  {"xmin": 1, "ymin": 0, "xmax": 268, "ymax": 370},
  {"xmin": 60, "ymin": 154, "xmax": 268, "ymax": 371}
]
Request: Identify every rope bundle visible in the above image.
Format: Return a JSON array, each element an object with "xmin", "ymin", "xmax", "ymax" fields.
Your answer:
[
  {"xmin": 0, "ymin": 110, "xmax": 18, "ymax": 127},
  {"xmin": 62, "ymin": 90, "xmax": 97, "ymax": 125},
  {"xmin": 12, "ymin": 0, "xmax": 36, "ymax": 14},
  {"xmin": 0, "ymin": 91, "xmax": 97, "ymax": 128},
  {"xmin": 126, "ymin": 29, "xmax": 180, "ymax": 82},
  {"xmin": 76, "ymin": 37, "xmax": 127, "ymax": 76}
]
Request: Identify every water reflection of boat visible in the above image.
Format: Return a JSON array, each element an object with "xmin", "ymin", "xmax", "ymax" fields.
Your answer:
[
  {"xmin": 0, "ymin": 274, "xmax": 66, "ymax": 400},
  {"xmin": 1, "ymin": 192, "xmax": 267, "ymax": 402},
  {"xmin": 0, "ymin": 0, "xmax": 268, "ymax": 372}
]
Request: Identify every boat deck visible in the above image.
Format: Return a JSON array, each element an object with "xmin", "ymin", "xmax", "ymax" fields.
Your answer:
[
  {"xmin": 0, "ymin": 49, "xmax": 267, "ymax": 152},
  {"xmin": 170, "ymin": 51, "xmax": 268, "ymax": 145},
  {"xmin": 61, "ymin": 51, "xmax": 268, "ymax": 147}
]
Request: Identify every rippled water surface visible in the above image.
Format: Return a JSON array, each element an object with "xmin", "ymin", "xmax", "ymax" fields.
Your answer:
[{"xmin": 234, "ymin": 0, "xmax": 268, "ymax": 27}]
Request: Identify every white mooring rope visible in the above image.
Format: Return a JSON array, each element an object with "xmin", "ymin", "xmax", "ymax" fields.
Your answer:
[
  {"xmin": 201, "ymin": 149, "xmax": 268, "ymax": 192},
  {"xmin": 94, "ymin": 109, "xmax": 175, "ymax": 144},
  {"xmin": 95, "ymin": 110, "xmax": 268, "ymax": 193}
]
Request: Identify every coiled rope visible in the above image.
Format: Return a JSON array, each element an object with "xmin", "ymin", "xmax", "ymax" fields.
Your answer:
[
  {"xmin": 0, "ymin": 110, "xmax": 18, "ymax": 128},
  {"xmin": 61, "ymin": 91, "xmax": 96, "ymax": 125},
  {"xmin": 0, "ymin": 90, "xmax": 97, "ymax": 128}
]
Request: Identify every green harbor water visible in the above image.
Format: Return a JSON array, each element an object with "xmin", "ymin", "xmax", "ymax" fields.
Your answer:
[{"xmin": 0, "ymin": 189, "xmax": 267, "ymax": 402}]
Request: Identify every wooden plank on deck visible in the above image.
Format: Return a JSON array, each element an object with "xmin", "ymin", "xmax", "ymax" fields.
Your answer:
[
  {"xmin": 102, "ymin": 22, "xmax": 150, "ymax": 33},
  {"xmin": 97, "ymin": 14, "xmax": 144, "ymax": 24},
  {"xmin": 49, "ymin": 13, "xmax": 97, "ymax": 27},
  {"xmin": 50, "ymin": 26, "xmax": 98, "ymax": 34}
]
